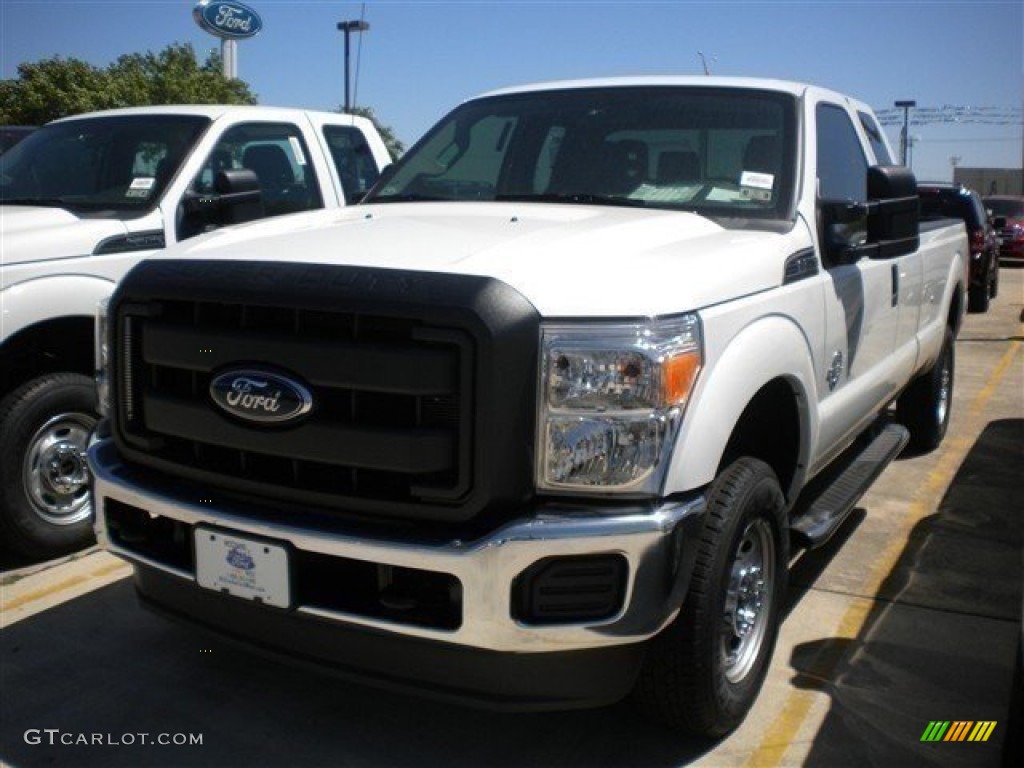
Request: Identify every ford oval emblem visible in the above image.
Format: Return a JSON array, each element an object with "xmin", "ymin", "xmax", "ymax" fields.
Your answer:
[
  {"xmin": 210, "ymin": 369, "xmax": 313, "ymax": 425},
  {"xmin": 226, "ymin": 544, "xmax": 255, "ymax": 570},
  {"xmin": 193, "ymin": 0, "xmax": 263, "ymax": 40}
]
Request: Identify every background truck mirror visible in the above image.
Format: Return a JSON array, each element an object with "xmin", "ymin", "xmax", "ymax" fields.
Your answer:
[{"xmin": 214, "ymin": 168, "xmax": 264, "ymax": 225}]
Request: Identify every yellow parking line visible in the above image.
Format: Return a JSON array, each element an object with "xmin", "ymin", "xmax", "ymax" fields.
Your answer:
[
  {"xmin": 1, "ymin": 561, "xmax": 129, "ymax": 613},
  {"xmin": 745, "ymin": 339, "xmax": 1020, "ymax": 766}
]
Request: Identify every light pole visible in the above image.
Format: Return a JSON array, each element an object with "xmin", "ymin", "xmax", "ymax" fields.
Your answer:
[
  {"xmin": 894, "ymin": 99, "xmax": 916, "ymax": 166},
  {"xmin": 337, "ymin": 19, "xmax": 370, "ymax": 113}
]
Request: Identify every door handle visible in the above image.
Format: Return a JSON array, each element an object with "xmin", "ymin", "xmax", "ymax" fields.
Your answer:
[{"xmin": 891, "ymin": 263, "xmax": 899, "ymax": 307}]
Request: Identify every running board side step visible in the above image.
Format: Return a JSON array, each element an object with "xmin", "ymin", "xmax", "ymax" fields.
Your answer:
[{"xmin": 790, "ymin": 423, "xmax": 910, "ymax": 549}]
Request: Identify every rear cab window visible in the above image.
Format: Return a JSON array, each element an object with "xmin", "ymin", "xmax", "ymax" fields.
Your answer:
[
  {"xmin": 857, "ymin": 111, "xmax": 893, "ymax": 165},
  {"xmin": 322, "ymin": 125, "xmax": 382, "ymax": 203}
]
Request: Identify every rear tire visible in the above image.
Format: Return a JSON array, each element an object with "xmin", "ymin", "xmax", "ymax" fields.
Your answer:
[
  {"xmin": 0, "ymin": 374, "xmax": 97, "ymax": 559},
  {"xmin": 968, "ymin": 281, "xmax": 990, "ymax": 313},
  {"xmin": 896, "ymin": 327, "xmax": 954, "ymax": 453},
  {"xmin": 632, "ymin": 458, "xmax": 788, "ymax": 737}
]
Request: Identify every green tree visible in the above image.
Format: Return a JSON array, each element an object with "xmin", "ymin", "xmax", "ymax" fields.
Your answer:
[
  {"xmin": 344, "ymin": 105, "xmax": 405, "ymax": 159},
  {"xmin": 0, "ymin": 43, "xmax": 256, "ymax": 125}
]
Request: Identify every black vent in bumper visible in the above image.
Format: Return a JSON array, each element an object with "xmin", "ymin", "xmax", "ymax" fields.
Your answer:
[
  {"xmin": 109, "ymin": 260, "xmax": 540, "ymax": 524},
  {"xmin": 513, "ymin": 555, "xmax": 628, "ymax": 625}
]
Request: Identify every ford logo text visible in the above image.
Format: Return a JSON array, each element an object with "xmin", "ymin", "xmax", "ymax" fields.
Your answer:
[
  {"xmin": 193, "ymin": 0, "xmax": 263, "ymax": 40},
  {"xmin": 210, "ymin": 369, "xmax": 313, "ymax": 425}
]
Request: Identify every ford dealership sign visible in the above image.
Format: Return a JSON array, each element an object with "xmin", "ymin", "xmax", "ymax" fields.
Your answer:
[{"xmin": 193, "ymin": 0, "xmax": 263, "ymax": 40}]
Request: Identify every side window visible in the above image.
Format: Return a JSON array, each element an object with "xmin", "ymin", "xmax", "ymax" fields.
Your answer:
[
  {"xmin": 322, "ymin": 125, "xmax": 381, "ymax": 203},
  {"xmin": 192, "ymin": 122, "xmax": 322, "ymax": 218},
  {"xmin": 857, "ymin": 111, "xmax": 893, "ymax": 165},
  {"xmin": 816, "ymin": 104, "xmax": 869, "ymax": 202}
]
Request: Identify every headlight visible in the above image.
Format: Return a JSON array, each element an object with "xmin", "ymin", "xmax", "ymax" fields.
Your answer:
[
  {"xmin": 537, "ymin": 315, "xmax": 702, "ymax": 493},
  {"xmin": 95, "ymin": 297, "xmax": 110, "ymax": 417}
]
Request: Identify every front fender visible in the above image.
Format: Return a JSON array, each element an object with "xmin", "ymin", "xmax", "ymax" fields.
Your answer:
[
  {"xmin": 1, "ymin": 274, "xmax": 115, "ymax": 345},
  {"xmin": 664, "ymin": 314, "xmax": 818, "ymax": 498}
]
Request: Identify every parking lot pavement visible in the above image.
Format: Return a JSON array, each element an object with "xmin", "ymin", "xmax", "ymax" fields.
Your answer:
[{"xmin": 1, "ymin": 268, "xmax": 1021, "ymax": 768}]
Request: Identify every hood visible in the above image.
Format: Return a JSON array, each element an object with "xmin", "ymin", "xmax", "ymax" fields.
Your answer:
[
  {"xmin": 0, "ymin": 206, "xmax": 128, "ymax": 265},
  {"xmin": 161, "ymin": 202, "xmax": 793, "ymax": 317}
]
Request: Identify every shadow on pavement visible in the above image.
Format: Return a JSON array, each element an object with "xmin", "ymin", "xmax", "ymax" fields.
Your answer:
[
  {"xmin": 787, "ymin": 418, "xmax": 1023, "ymax": 767},
  {"xmin": 2, "ymin": 577, "xmax": 714, "ymax": 767}
]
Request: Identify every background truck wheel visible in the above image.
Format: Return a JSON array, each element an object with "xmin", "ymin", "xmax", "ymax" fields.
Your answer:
[
  {"xmin": 896, "ymin": 327, "xmax": 954, "ymax": 453},
  {"xmin": 633, "ymin": 457, "xmax": 788, "ymax": 737},
  {"xmin": 0, "ymin": 374, "xmax": 97, "ymax": 559}
]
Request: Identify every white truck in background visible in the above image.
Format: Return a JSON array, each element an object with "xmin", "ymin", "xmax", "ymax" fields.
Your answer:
[
  {"xmin": 0, "ymin": 105, "xmax": 391, "ymax": 557},
  {"xmin": 90, "ymin": 78, "xmax": 966, "ymax": 736}
]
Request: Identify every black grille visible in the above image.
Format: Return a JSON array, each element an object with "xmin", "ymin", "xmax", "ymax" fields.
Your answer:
[{"xmin": 109, "ymin": 261, "xmax": 540, "ymax": 524}]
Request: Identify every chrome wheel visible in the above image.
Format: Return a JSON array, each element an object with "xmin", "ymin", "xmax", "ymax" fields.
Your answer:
[
  {"xmin": 22, "ymin": 412, "xmax": 95, "ymax": 526},
  {"xmin": 721, "ymin": 517, "xmax": 776, "ymax": 684},
  {"xmin": 936, "ymin": 348, "xmax": 951, "ymax": 427}
]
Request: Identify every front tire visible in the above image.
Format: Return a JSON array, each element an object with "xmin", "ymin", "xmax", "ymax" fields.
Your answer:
[
  {"xmin": 633, "ymin": 458, "xmax": 788, "ymax": 737},
  {"xmin": 896, "ymin": 327, "xmax": 954, "ymax": 453},
  {"xmin": 0, "ymin": 374, "xmax": 97, "ymax": 559}
]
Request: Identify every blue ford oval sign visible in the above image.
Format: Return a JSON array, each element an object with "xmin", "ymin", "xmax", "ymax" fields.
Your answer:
[
  {"xmin": 193, "ymin": 0, "xmax": 263, "ymax": 40},
  {"xmin": 210, "ymin": 369, "xmax": 313, "ymax": 425}
]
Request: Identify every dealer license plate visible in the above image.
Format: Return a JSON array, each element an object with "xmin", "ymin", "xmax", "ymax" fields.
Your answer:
[{"xmin": 194, "ymin": 528, "xmax": 290, "ymax": 609}]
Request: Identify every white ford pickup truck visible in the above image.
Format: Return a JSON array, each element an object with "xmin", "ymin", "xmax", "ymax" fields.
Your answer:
[
  {"xmin": 89, "ymin": 78, "xmax": 965, "ymax": 736},
  {"xmin": 0, "ymin": 105, "xmax": 391, "ymax": 557}
]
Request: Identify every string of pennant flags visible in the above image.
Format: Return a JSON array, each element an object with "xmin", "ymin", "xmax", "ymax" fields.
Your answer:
[{"xmin": 874, "ymin": 105, "xmax": 1024, "ymax": 127}]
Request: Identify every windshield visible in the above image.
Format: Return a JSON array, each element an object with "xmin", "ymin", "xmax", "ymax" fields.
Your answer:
[
  {"xmin": 0, "ymin": 115, "xmax": 210, "ymax": 212},
  {"xmin": 366, "ymin": 86, "xmax": 798, "ymax": 222}
]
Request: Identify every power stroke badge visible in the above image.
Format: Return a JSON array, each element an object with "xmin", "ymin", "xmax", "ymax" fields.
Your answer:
[{"xmin": 209, "ymin": 369, "xmax": 313, "ymax": 425}]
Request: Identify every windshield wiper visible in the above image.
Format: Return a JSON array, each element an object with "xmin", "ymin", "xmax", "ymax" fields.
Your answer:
[
  {"xmin": 366, "ymin": 193, "xmax": 449, "ymax": 204},
  {"xmin": 494, "ymin": 193, "xmax": 649, "ymax": 209}
]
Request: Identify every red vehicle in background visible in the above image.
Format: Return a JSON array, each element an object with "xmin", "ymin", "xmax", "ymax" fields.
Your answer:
[
  {"xmin": 983, "ymin": 195, "xmax": 1024, "ymax": 261},
  {"xmin": 919, "ymin": 183, "xmax": 1000, "ymax": 313}
]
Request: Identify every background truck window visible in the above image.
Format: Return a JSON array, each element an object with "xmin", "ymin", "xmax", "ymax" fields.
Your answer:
[
  {"xmin": 193, "ymin": 122, "xmax": 323, "ymax": 217},
  {"xmin": 322, "ymin": 125, "xmax": 382, "ymax": 203}
]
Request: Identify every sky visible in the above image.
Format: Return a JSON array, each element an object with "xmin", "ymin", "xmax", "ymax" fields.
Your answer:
[{"xmin": 1, "ymin": 0, "xmax": 1021, "ymax": 182}]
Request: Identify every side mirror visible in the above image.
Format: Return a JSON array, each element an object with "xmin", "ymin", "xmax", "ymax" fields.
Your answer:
[
  {"xmin": 865, "ymin": 165, "xmax": 919, "ymax": 259},
  {"xmin": 821, "ymin": 199, "xmax": 869, "ymax": 265},
  {"xmin": 820, "ymin": 165, "xmax": 919, "ymax": 264}
]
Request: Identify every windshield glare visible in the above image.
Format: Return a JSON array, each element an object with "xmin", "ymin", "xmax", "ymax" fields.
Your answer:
[
  {"xmin": 0, "ymin": 115, "xmax": 210, "ymax": 211},
  {"xmin": 366, "ymin": 87, "xmax": 797, "ymax": 221}
]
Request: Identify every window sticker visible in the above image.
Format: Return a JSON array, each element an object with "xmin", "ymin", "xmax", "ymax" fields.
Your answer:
[
  {"xmin": 740, "ymin": 170, "xmax": 774, "ymax": 202},
  {"xmin": 288, "ymin": 136, "xmax": 307, "ymax": 166},
  {"xmin": 126, "ymin": 177, "xmax": 156, "ymax": 199}
]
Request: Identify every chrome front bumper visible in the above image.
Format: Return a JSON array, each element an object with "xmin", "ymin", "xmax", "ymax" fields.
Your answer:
[{"xmin": 88, "ymin": 436, "xmax": 705, "ymax": 654}]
